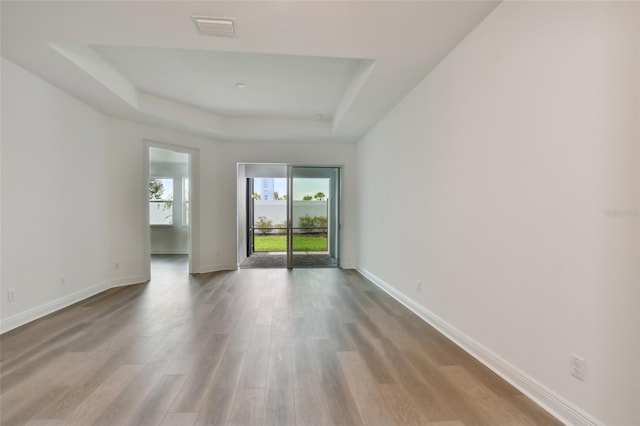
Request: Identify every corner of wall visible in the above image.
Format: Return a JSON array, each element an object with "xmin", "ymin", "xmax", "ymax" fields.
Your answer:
[
  {"xmin": 0, "ymin": 280, "xmax": 111, "ymax": 334},
  {"xmin": 199, "ymin": 264, "xmax": 239, "ymax": 274},
  {"xmin": 356, "ymin": 266, "xmax": 604, "ymax": 426}
]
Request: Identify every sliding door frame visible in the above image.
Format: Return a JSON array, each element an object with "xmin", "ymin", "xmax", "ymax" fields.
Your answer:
[
  {"xmin": 286, "ymin": 165, "xmax": 294, "ymax": 269},
  {"xmin": 238, "ymin": 163, "xmax": 342, "ymax": 270}
]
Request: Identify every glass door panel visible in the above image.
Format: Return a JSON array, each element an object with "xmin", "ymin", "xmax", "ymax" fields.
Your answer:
[
  {"xmin": 288, "ymin": 166, "xmax": 340, "ymax": 269},
  {"xmin": 249, "ymin": 175, "xmax": 288, "ymax": 268}
]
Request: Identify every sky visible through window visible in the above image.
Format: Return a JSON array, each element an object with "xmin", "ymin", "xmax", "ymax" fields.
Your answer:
[
  {"xmin": 160, "ymin": 179, "xmax": 173, "ymax": 199},
  {"xmin": 271, "ymin": 178, "xmax": 329, "ymax": 200}
]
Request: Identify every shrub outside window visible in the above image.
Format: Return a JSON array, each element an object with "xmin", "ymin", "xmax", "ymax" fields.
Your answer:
[{"xmin": 149, "ymin": 177, "xmax": 173, "ymax": 225}]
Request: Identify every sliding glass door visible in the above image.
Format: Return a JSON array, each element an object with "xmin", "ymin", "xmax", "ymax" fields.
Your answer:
[
  {"xmin": 245, "ymin": 168, "xmax": 288, "ymax": 269},
  {"xmin": 287, "ymin": 166, "xmax": 340, "ymax": 269},
  {"xmin": 241, "ymin": 164, "xmax": 340, "ymax": 269}
]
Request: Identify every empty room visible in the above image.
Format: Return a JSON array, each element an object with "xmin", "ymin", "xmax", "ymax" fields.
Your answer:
[{"xmin": 1, "ymin": 1, "xmax": 638, "ymax": 425}]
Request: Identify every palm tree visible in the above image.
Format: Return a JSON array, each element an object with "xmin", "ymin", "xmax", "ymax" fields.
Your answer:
[{"xmin": 314, "ymin": 192, "xmax": 326, "ymax": 201}]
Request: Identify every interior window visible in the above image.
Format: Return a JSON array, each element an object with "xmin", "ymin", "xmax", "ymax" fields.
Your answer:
[{"xmin": 149, "ymin": 177, "xmax": 174, "ymax": 225}]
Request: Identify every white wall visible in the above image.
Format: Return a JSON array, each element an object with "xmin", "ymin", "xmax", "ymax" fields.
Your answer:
[
  {"xmin": 106, "ymin": 122, "xmax": 358, "ymax": 275},
  {"xmin": 356, "ymin": 2, "xmax": 639, "ymax": 425},
  {"xmin": 105, "ymin": 117, "xmax": 221, "ymax": 279},
  {"xmin": 237, "ymin": 164, "xmax": 248, "ymax": 265},
  {"xmin": 1, "ymin": 58, "xmax": 110, "ymax": 331}
]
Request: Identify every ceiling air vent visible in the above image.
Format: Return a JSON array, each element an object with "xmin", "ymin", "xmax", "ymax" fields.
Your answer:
[{"xmin": 192, "ymin": 16, "xmax": 237, "ymax": 37}]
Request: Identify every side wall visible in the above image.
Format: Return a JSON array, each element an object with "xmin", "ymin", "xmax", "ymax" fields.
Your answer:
[
  {"xmin": 105, "ymin": 117, "xmax": 222, "ymax": 280},
  {"xmin": 1, "ymin": 58, "xmax": 110, "ymax": 331},
  {"xmin": 356, "ymin": 2, "xmax": 639, "ymax": 425},
  {"xmin": 237, "ymin": 164, "xmax": 248, "ymax": 265}
]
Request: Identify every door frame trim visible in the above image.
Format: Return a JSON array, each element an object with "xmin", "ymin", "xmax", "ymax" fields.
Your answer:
[
  {"xmin": 144, "ymin": 140, "xmax": 200, "ymax": 279},
  {"xmin": 286, "ymin": 165, "xmax": 293, "ymax": 269},
  {"xmin": 246, "ymin": 178, "xmax": 254, "ymax": 258}
]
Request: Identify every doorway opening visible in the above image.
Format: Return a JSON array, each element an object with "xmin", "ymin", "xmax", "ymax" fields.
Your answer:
[
  {"xmin": 237, "ymin": 164, "xmax": 341, "ymax": 269},
  {"xmin": 145, "ymin": 143, "xmax": 199, "ymax": 279}
]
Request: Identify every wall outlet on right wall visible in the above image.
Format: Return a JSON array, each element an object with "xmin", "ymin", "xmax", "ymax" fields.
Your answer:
[{"xmin": 570, "ymin": 353, "xmax": 586, "ymax": 381}]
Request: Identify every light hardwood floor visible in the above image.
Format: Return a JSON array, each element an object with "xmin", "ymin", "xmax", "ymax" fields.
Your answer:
[{"xmin": 1, "ymin": 256, "xmax": 562, "ymax": 426}]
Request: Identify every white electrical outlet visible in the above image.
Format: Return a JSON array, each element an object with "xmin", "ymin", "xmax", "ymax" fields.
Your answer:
[
  {"xmin": 7, "ymin": 288, "xmax": 16, "ymax": 302},
  {"xmin": 417, "ymin": 280, "xmax": 423, "ymax": 292},
  {"xmin": 570, "ymin": 353, "xmax": 586, "ymax": 381},
  {"xmin": 115, "ymin": 262, "xmax": 120, "ymax": 270},
  {"xmin": 59, "ymin": 276, "xmax": 65, "ymax": 286}
]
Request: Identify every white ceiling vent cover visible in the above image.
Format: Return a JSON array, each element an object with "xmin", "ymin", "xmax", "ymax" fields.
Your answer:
[{"xmin": 192, "ymin": 16, "xmax": 237, "ymax": 37}]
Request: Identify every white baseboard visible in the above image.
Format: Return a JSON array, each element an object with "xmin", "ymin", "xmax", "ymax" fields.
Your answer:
[
  {"xmin": 356, "ymin": 267, "xmax": 603, "ymax": 426},
  {"xmin": 0, "ymin": 274, "xmax": 147, "ymax": 334},
  {"xmin": 199, "ymin": 264, "xmax": 238, "ymax": 274},
  {"xmin": 1, "ymin": 280, "xmax": 110, "ymax": 334},
  {"xmin": 108, "ymin": 274, "xmax": 147, "ymax": 288},
  {"xmin": 150, "ymin": 251, "xmax": 188, "ymax": 255}
]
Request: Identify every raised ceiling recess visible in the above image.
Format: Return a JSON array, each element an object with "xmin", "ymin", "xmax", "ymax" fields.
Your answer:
[{"xmin": 1, "ymin": 1, "xmax": 500, "ymax": 143}]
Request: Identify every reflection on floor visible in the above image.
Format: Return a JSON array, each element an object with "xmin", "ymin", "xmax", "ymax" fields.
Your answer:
[
  {"xmin": 239, "ymin": 252, "xmax": 338, "ymax": 269},
  {"xmin": 151, "ymin": 254, "xmax": 188, "ymax": 276},
  {"xmin": 293, "ymin": 253, "xmax": 339, "ymax": 268}
]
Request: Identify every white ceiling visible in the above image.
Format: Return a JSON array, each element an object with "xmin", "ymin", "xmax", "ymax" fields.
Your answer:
[
  {"xmin": 94, "ymin": 46, "xmax": 368, "ymax": 120},
  {"xmin": 1, "ymin": 1, "xmax": 500, "ymax": 144}
]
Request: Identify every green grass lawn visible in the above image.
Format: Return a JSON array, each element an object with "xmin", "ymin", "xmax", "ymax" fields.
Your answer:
[{"xmin": 254, "ymin": 235, "xmax": 327, "ymax": 252}]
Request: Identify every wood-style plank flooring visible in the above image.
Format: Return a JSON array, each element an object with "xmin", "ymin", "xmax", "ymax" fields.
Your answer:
[{"xmin": 1, "ymin": 255, "xmax": 562, "ymax": 426}]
